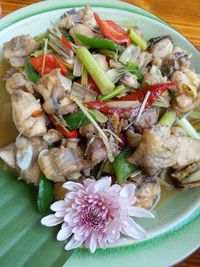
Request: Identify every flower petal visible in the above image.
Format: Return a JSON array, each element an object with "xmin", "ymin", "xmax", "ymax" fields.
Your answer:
[
  {"xmin": 41, "ymin": 214, "xmax": 63, "ymax": 227},
  {"xmin": 120, "ymin": 183, "xmax": 136, "ymax": 201},
  {"xmin": 121, "ymin": 217, "xmax": 147, "ymax": 240},
  {"xmin": 50, "ymin": 200, "xmax": 68, "ymax": 212},
  {"xmin": 57, "ymin": 226, "xmax": 73, "ymax": 241},
  {"xmin": 86, "ymin": 233, "xmax": 98, "ymax": 253},
  {"xmin": 128, "ymin": 206, "xmax": 155, "ymax": 218},
  {"xmin": 94, "ymin": 176, "xmax": 112, "ymax": 192},
  {"xmin": 63, "ymin": 181, "xmax": 84, "ymax": 191},
  {"xmin": 65, "ymin": 236, "xmax": 84, "ymax": 250},
  {"xmin": 108, "ymin": 184, "xmax": 121, "ymax": 194}
]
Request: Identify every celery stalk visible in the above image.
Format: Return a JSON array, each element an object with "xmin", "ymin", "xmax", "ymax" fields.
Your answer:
[
  {"xmin": 159, "ymin": 111, "xmax": 177, "ymax": 127},
  {"xmin": 98, "ymin": 85, "xmax": 126, "ymax": 101},
  {"xmin": 129, "ymin": 28, "xmax": 147, "ymax": 51},
  {"xmin": 76, "ymin": 47, "xmax": 115, "ymax": 95},
  {"xmin": 176, "ymin": 118, "xmax": 200, "ymax": 140}
]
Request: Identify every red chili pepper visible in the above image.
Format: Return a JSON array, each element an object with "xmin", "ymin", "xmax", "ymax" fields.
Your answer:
[
  {"xmin": 61, "ymin": 35, "xmax": 73, "ymax": 50},
  {"xmin": 77, "ymin": 75, "xmax": 101, "ymax": 94},
  {"xmin": 85, "ymin": 83, "xmax": 176, "ymax": 117},
  {"xmin": 94, "ymin": 13, "xmax": 131, "ymax": 46},
  {"xmin": 30, "ymin": 54, "xmax": 67, "ymax": 76},
  {"xmin": 119, "ymin": 83, "xmax": 176, "ymax": 108},
  {"xmin": 49, "ymin": 114, "xmax": 78, "ymax": 138},
  {"xmin": 85, "ymin": 101, "xmax": 139, "ymax": 118}
]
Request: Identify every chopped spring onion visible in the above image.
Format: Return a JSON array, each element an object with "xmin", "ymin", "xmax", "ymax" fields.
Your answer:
[
  {"xmin": 88, "ymin": 108, "xmax": 108, "ymax": 123},
  {"xmin": 76, "ymin": 47, "xmax": 115, "ymax": 95},
  {"xmin": 159, "ymin": 110, "xmax": 177, "ymax": 127},
  {"xmin": 81, "ymin": 67, "xmax": 88, "ymax": 86},
  {"xmin": 176, "ymin": 117, "xmax": 200, "ymax": 140},
  {"xmin": 98, "ymin": 85, "xmax": 126, "ymax": 101},
  {"xmin": 128, "ymin": 28, "xmax": 147, "ymax": 51}
]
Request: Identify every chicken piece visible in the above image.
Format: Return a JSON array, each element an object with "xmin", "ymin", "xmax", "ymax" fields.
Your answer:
[
  {"xmin": 162, "ymin": 47, "xmax": 191, "ymax": 77},
  {"xmin": 6, "ymin": 72, "xmax": 33, "ymax": 94},
  {"xmin": 129, "ymin": 125, "xmax": 200, "ymax": 176},
  {"xmin": 171, "ymin": 162, "xmax": 200, "ymax": 182},
  {"xmin": 120, "ymin": 73, "xmax": 140, "ymax": 89},
  {"xmin": 171, "ymin": 70, "xmax": 200, "ymax": 113},
  {"xmin": 34, "ymin": 69, "xmax": 75, "ymax": 115},
  {"xmin": 0, "ymin": 143, "xmax": 16, "ymax": 168},
  {"xmin": 53, "ymin": 182, "xmax": 67, "ymax": 201},
  {"xmin": 59, "ymin": 9, "xmax": 80, "ymax": 30},
  {"xmin": 137, "ymin": 51, "xmax": 153, "ymax": 70},
  {"xmin": 129, "ymin": 126, "xmax": 177, "ymax": 176},
  {"xmin": 11, "ymin": 89, "xmax": 47, "ymax": 138},
  {"xmin": 148, "ymin": 35, "xmax": 173, "ymax": 67},
  {"xmin": 43, "ymin": 129, "xmax": 62, "ymax": 145},
  {"xmin": 38, "ymin": 146, "xmax": 83, "ymax": 182},
  {"xmin": 79, "ymin": 123, "xmax": 96, "ymax": 137},
  {"xmin": 144, "ymin": 72, "xmax": 168, "ymax": 86},
  {"xmin": 78, "ymin": 5, "xmax": 98, "ymax": 30},
  {"xmin": 16, "ymin": 136, "xmax": 46, "ymax": 185},
  {"xmin": 131, "ymin": 108, "xmax": 158, "ymax": 133},
  {"xmin": 171, "ymin": 126, "xmax": 187, "ymax": 137},
  {"xmin": 69, "ymin": 24, "xmax": 96, "ymax": 45},
  {"xmin": 135, "ymin": 177, "xmax": 161, "ymax": 209},
  {"xmin": 86, "ymin": 138, "xmax": 107, "ymax": 164},
  {"xmin": 3, "ymin": 35, "xmax": 37, "ymax": 59},
  {"xmin": 126, "ymin": 129, "xmax": 142, "ymax": 148}
]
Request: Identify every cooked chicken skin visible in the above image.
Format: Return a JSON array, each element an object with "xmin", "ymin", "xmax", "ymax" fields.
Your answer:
[
  {"xmin": 6, "ymin": 72, "xmax": 33, "ymax": 94},
  {"xmin": 3, "ymin": 35, "xmax": 37, "ymax": 59},
  {"xmin": 11, "ymin": 89, "xmax": 47, "ymax": 138},
  {"xmin": 129, "ymin": 125, "xmax": 200, "ymax": 176},
  {"xmin": 38, "ymin": 146, "xmax": 83, "ymax": 182}
]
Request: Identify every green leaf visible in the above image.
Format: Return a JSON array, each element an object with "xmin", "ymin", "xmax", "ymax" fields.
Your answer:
[{"xmin": 0, "ymin": 162, "xmax": 73, "ymax": 267}]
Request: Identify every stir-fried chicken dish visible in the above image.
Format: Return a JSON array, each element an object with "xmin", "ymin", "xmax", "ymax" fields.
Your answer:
[{"xmin": 1, "ymin": 5, "xmax": 200, "ymax": 216}]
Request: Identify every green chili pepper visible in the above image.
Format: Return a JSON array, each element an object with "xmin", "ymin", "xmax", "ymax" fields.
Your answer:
[
  {"xmin": 24, "ymin": 60, "xmax": 40, "ymax": 83},
  {"xmin": 119, "ymin": 65, "xmax": 144, "ymax": 83},
  {"xmin": 75, "ymin": 32, "xmax": 117, "ymax": 50},
  {"xmin": 113, "ymin": 147, "xmax": 136, "ymax": 184},
  {"xmin": 64, "ymin": 111, "xmax": 91, "ymax": 129},
  {"xmin": 37, "ymin": 175, "xmax": 53, "ymax": 214}
]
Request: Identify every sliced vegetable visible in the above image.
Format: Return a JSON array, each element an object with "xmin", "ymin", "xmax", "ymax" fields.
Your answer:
[
  {"xmin": 64, "ymin": 111, "xmax": 91, "ymax": 129},
  {"xmin": 128, "ymin": 28, "xmax": 147, "ymax": 50},
  {"xmin": 30, "ymin": 54, "xmax": 67, "ymax": 76},
  {"xmin": 74, "ymin": 32, "xmax": 117, "ymax": 50},
  {"xmin": 159, "ymin": 110, "xmax": 177, "ymax": 127},
  {"xmin": 81, "ymin": 67, "xmax": 88, "ymax": 86},
  {"xmin": 85, "ymin": 100, "xmax": 139, "ymax": 117},
  {"xmin": 176, "ymin": 117, "xmax": 200, "ymax": 140},
  {"xmin": 119, "ymin": 45, "xmax": 141, "ymax": 65},
  {"xmin": 49, "ymin": 114, "xmax": 78, "ymax": 138},
  {"xmin": 119, "ymin": 65, "xmax": 144, "ymax": 83},
  {"xmin": 76, "ymin": 47, "xmax": 115, "ymax": 95},
  {"xmin": 37, "ymin": 175, "xmax": 53, "ymax": 214},
  {"xmin": 99, "ymin": 85, "xmax": 126, "ymax": 101},
  {"xmin": 61, "ymin": 35, "xmax": 73, "ymax": 50},
  {"xmin": 94, "ymin": 13, "xmax": 131, "ymax": 46},
  {"xmin": 88, "ymin": 108, "xmax": 108, "ymax": 123},
  {"xmin": 77, "ymin": 76, "xmax": 101, "ymax": 94},
  {"xmin": 113, "ymin": 147, "xmax": 136, "ymax": 184},
  {"xmin": 24, "ymin": 60, "xmax": 40, "ymax": 83},
  {"xmin": 119, "ymin": 83, "xmax": 176, "ymax": 108}
]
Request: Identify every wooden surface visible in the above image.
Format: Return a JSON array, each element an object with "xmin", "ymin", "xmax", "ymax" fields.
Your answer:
[{"xmin": 0, "ymin": 0, "xmax": 200, "ymax": 266}]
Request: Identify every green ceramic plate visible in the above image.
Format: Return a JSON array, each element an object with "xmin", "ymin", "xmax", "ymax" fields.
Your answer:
[{"xmin": 0, "ymin": 1, "xmax": 200, "ymax": 266}]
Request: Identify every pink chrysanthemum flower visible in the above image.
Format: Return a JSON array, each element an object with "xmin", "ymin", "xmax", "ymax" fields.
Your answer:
[{"xmin": 41, "ymin": 176, "xmax": 154, "ymax": 253}]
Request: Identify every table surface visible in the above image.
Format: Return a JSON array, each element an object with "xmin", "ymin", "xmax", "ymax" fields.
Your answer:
[{"xmin": 1, "ymin": 0, "xmax": 200, "ymax": 266}]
